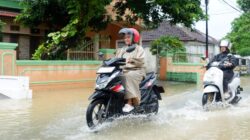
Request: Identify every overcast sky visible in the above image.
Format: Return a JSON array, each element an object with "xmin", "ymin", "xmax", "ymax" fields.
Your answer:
[{"xmin": 195, "ymin": 0, "xmax": 242, "ymax": 40}]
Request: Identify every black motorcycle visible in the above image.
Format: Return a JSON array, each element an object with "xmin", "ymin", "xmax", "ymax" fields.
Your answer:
[{"xmin": 86, "ymin": 46, "xmax": 165, "ymax": 128}]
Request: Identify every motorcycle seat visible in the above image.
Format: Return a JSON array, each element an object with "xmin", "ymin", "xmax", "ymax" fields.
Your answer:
[
  {"xmin": 228, "ymin": 72, "xmax": 240, "ymax": 83},
  {"xmin": 140, "ymin": 72, "xmax": 155, "ymax": 87}
]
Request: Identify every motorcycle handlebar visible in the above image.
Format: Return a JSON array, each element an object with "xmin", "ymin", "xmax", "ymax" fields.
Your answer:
[{"xmin": 116, "ymin": 62, "xmax": 126, "ymax": 65}]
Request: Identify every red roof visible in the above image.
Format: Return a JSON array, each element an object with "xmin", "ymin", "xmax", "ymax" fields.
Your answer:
[{"xmin": 0, "ymin": 10, "xmax": 19, "ymax": 17}]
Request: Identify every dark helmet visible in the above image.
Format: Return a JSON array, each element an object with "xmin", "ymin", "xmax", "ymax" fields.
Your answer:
[{"xmin": 118, "ymin": 28, "xmax": 140, "ymax": 44}]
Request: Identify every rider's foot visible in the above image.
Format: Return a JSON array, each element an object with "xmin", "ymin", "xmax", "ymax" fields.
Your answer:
[
  {"xmin": 230, "ymin": 96, "xmax": 242, "ymax": 104},
  {"xmin": 122, "ymin": 104, "xmax": 134, "ymax": 113},
  {"xmin": 234, "ymin": 96, "xmax": 241, "ymax": 102}
]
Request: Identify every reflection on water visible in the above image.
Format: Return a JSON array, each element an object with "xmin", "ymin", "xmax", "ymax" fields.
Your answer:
[{"xmin": 0, "ymin": 76, "xmax": 250, "ymax": 140}]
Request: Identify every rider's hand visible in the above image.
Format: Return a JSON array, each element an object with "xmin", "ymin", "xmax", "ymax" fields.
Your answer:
[
  {"xmin": 201, "ymin": 65, "xmax": 206, "ymax": 69},
  {"xmin": 127, "ymin": 58, "xmax": 132, "ymax": 63},
  {"xmin": 224, "ymin": 62, "xmax": 233, "ymax": 67}
]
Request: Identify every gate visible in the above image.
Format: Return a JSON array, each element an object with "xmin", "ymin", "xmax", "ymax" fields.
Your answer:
[{"xmin": 67, "ymin": 41, "xmax": 95, "ymax": 60}]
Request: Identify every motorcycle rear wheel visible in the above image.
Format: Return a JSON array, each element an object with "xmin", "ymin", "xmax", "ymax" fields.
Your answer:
[
  {"xmin": 152, "ymin": 99, "xmax": 159, "ymax": 114},
  {"xmin": 146, "ymin": 91, "xmax": 159, "ymax": 114},
  {"xmin": 86, "ymin": 99, "xmax": 107, "ymax": 129}
]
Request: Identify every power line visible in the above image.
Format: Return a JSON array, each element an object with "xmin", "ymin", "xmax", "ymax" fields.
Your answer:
[
  {"xmin": 210, "ymin": 11, "xmax": 238, "ymax": 15},
  {"xmin": 220, "ymin": 0, "xmax": 242, "ymax": 13}
]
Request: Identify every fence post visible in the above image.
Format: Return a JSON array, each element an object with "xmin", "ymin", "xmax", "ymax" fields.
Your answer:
[
  {"xmin": 0, "ymin": 42, "xmax": 18, "ymax": 75},
  {"xmin": 67, "ymin": 49, "xmax": 70, "ymax": 60},
  {"xmin": 93, "ymin": 34, "xmax": 99, "ymax": 60},
  {"xmin": 159, "ymin": 57, "xmax": 167, "ymax": 80}
]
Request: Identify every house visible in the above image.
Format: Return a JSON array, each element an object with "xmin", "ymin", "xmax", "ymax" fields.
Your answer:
[
  {"xmin": 0, "ymin": 0, "xmax": 142, "ymax": 60},
  {"xmin": 142, "ymin": 21, "xmax": 219, "ymax": 56},
  {"xmin": 234, "ymin": 55, "xmax": 250, "ymax": 74},
  {"xmin": 0, "ymin": 0, "xmax": 46, "ymax": 59},
  {"xmin": 140, "ymin": 21, "xmax": 219, "ymax": 72}
]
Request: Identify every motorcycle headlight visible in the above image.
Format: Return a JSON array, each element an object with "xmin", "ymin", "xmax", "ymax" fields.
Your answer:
[
  {"xmin": 96, "ymin": 80, "xmax": 108, "ymax": 89},
  {"xmin": 95, "ymin": 71, "xmax": 120, "ymax": 89}
]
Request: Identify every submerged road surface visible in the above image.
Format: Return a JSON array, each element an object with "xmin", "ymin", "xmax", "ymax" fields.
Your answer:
[{"xmin": 0, "ymin": 76, "xmax": 250, "ymax": 140}]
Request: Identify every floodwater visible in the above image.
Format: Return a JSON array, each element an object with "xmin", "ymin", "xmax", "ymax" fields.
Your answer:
[{"xmin": 0, "ymin": 76, "xmax": 250, "ymax": 140}]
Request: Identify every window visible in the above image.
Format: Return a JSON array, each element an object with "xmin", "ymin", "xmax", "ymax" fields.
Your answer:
[
  {"xmin": 30, "ymin": 28, "xmax": 40, "ymax": 34},
  {"xmin": 0, "ymin": 32, "xmax": 3, "ymax": 42},
  {"xmin": 242, "ymin": 59, "xmax": 246, "ymax": 65},
  {"xmin": 10, "ymin": 34, "xmax": 19, "ymax": 59},
  {"xmin": 44, "ymin": 29, "xmax": 49, "ymax": 36},
  {"xmin": 10, "ymin": 34, "xmax": 19, "ymax": 43},
  {"xmin": 99, "ymin": 35, "xmax": 111, "ymax": 49},
  {"xmin": 10, "ymin": 25, "xmax": 20, "ymax": 31}
]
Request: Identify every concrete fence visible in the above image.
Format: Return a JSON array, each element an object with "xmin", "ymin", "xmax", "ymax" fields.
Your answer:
[
  {"xmin": 0, "ymin": 42, "xmax": 101, "ymax": 91},
  {"xmin": 159, "ymin": 56, "xmax": 205, "ymax": 84},
  {"xmin": 0, "ymin": 42, "xmax": 207, "ymax": 92}
]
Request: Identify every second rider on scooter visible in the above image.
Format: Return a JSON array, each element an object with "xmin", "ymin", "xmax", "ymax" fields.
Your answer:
[
  {"xmin": 116, "ymin": 28, "xmax": 146, "ymax": 113},
  {"xmin": 208, "ymin": 39, "xmax": 238, "ymax": 99}
]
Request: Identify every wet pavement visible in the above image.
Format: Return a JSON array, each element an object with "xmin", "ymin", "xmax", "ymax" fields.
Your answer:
[{"xmin": 0, "ymin": 76, "xmax": 250, "ymax": 140}]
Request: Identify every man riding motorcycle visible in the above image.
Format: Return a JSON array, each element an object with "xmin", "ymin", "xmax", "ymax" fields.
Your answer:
[
  {"xmin": 208, "ymin": 39, "xmax": 238, "ymax": 98},
  {"xmin": 115, "ymin": 28, "xmax": 146, "ymax": 113}
]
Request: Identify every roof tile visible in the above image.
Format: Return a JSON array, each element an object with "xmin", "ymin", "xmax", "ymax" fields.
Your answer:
[{"xmin": 142, "ymin": 21, "xmax": 218, "ymax": 45}]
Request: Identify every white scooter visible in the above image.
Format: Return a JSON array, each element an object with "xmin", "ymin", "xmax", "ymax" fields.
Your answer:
[{"xmin": 202, "ymin": 60, "xmax": 243, "ymax": 108}]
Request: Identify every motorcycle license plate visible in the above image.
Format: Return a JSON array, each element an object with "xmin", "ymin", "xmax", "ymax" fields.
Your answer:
[{"xmin": 97, "ymin": 67, "xmax": 115, "ymax": 74}]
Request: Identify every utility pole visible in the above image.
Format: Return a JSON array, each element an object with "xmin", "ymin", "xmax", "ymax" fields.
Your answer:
[{"xmin": 205, "ymin": 0, "xmax": 209, "ymax": 58}]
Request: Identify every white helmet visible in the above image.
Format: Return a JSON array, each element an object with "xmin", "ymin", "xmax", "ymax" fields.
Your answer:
[{"xmin": 219, "ymin": 39, "xmax": 231, "ymax": 48}]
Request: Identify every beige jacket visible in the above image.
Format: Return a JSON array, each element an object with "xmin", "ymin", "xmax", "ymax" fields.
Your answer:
[{"xmin": 115, "ymin": 45, "xmax": 145, "ymax": 71}]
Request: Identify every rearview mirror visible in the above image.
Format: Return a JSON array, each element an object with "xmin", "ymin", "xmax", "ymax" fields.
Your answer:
[
  {"xmin": 201, "ymin": 56, "xmax": 209, "ymax": 63},
  {"xmin": 201, "ymin": 56, "xmax": 206, "ymax": 61},
  {"xmin": 98, "ymin": 52, "xmax": 104, "ymax": 60}
]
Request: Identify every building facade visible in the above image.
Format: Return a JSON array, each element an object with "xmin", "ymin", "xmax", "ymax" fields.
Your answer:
[
  {"xmin": 0, "ymin": 0, "xmax": 143, "ymax": 60},
  {"xmin": 141, "ymin": 22, "xmax": 219, "ymax": 72},
  {"xmin": 0, "ymin": 0, "xmax": 48, "ymax": 60}
]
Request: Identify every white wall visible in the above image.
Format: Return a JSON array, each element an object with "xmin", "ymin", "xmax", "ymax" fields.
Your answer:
[
  {"xmin": 185, "ymin": 41, "xmax": 218, "ymax": 58},
  {"xmin": 0, "ymin": 76, "xmax": 32, "ymax": 99},
  {"xmin": 144, "ymin": 47, "xmax": 157, "ymax": 73}
]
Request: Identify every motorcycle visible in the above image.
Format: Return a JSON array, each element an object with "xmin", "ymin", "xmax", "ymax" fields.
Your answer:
[
  {"xmin": 202, "ymin": 59, "xmax": 243, "ymax": 109},
  {"xmin": 86, "ymin": 46, "xmax": 164, "ymax": 128}
]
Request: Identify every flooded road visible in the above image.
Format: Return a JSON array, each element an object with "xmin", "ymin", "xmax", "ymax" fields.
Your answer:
[{"xmin": 0, "ymin": 76, "xmax": 250, "ymax": 140}]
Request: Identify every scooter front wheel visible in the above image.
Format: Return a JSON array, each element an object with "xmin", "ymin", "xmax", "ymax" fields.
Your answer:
[
  {"xmin": 86, "ymin": 99, "xmax": 107, "ymax": 129},
  {"xmin": 202, "ymin": 93, "xmax": 214, "ymax": 106}
]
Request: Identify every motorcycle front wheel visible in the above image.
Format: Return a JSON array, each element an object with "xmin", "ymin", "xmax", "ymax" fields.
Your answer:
[
  {"xmin": 86, "ymin": 99, "xmax": 107, "ymax": 128},
  {"xmin": 202, "ymin": 92, "xmax": 214, "ymax": 107}
]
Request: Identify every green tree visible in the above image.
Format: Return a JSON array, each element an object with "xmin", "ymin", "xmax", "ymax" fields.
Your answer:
[
  {"xmin": 16, "ymin": 0, "xmax": 204, "ymax": 59},
  {"xmin": 0, "ymin": 20, "xmax": 5, "ymax": 41},
  {"xmin": 227, "ymin": 0, "xmax": 250, "ymax": 56},
  {"xmin": 17, "ymin": 0, "xmax": 112, "ymax": 59},
  {"xmin": 114, "ymin": 0, "xmax": 204, "ymax": 28},
  {"xmin": 150, "ymin": 36, "xmax": 185, "ymax": 56},
  {"xmin": 237, "ymin": 0, "xmax": 250, "ymax": 12}
]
